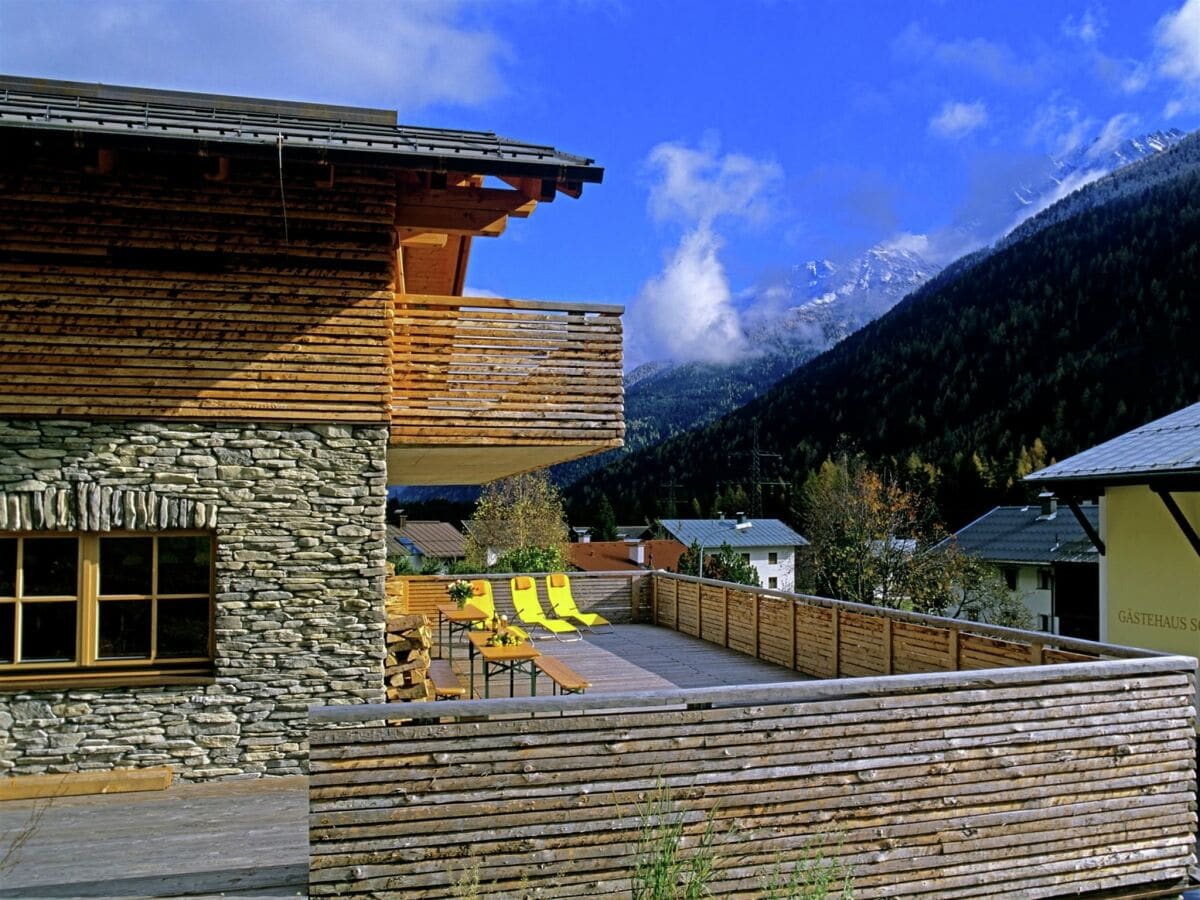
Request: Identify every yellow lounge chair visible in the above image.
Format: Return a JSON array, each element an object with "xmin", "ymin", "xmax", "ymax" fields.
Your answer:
[
  {"xmin": 545, "ymin": 573, "xmax": 614, "ymax": 634},
  {"xmin": 509, "ymin": 575, "xmax": 580, "ymax": 641},
  {"xmin": 469, "ymin": 579, "xmax": 528, "ymax": 640}
]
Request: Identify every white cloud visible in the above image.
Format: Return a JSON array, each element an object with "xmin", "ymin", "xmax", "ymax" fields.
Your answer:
[
  {"xmin": 893, "ymin": 23, "xmax": 1050, "ymax": 89},
  {"xmin": 627, "ymin": 138, "xmax": 782, "ymax": 366},
  {"xmin": 878, "ymin": 232, "xmax": 931, "ymax": 257},
  {"xmin": 0, "ymin": 0, "xmax": 509, "ymax": 113},
  {"xmin": 645, "ymin": 136, "xmax": 782, "ymax": 229},
  {"xmin": 629, "ymin": 229, "xmax": 748, "ymax": 365},
  {"xmin": 1026, "ymin": 99, "xmax": 1096, "ymax": 156},
  {"xmin": 1086, "ymin": 113, "xmax": 1140, "ymax": 160},
  {"xmin": 1155, "ymin": 0, "xmax": 1200, "ymax": 116},
  {"xmin": 1156, "ymin": 0, "xmax": 1200, "ymax": 86},
  {"xmin": 1062, "ymin": 7, "xmax": 1106, "ymax": 44},
  {"xmin": 929, "ymin": 101, "xmax": 989, "ymax": 139}
]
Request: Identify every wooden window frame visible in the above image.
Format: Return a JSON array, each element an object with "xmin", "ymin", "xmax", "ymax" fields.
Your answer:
[{"xmin": 0, "ymin": 530, "xmax": 215, "ymax": 689}]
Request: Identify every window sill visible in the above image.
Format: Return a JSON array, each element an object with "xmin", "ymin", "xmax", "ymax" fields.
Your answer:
[{"xmin": 0, "ymin": 668, "xmax": 216, "ymax": 692}]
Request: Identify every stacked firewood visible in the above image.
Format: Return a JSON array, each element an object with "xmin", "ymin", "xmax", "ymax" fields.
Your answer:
[{"xmin": 385, "ymin": 613, "xmax": 435, "ymax": 701}]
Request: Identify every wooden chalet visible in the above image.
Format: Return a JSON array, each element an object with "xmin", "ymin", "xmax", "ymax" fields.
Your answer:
[{"xmin": 0, "ymin": 76, "xmax": 622, "ymax": 780}]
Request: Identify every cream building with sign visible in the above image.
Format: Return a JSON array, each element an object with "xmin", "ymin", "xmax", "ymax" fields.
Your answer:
[{"xmin": 1028, "ymin": 402, "xmax": 1200, "ymax": 656}]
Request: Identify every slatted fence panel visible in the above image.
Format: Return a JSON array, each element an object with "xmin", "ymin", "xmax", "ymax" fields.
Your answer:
[
  {"xmin": 309, "ymin": 659, "xmax": 1198, "ymax": 898},
  {"xmin": 0, "ymin": 153, "xmax": 393, "ymax": 423},
  {"xmin": 649, "ymin": 574, "xmax": 1120, "ymax": 682},
  {"xmin": 699, "ymin": 583, "xmax": 727, "ymax": 646}
]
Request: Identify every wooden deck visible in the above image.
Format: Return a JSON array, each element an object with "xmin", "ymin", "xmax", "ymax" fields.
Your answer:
[
  {"xmin": 2, "ymin": 625, "xmax": 802, "ymax": 898},
  {"xmin": 442, "ymin": 623, "xmax": 810, "ymax": 697}
]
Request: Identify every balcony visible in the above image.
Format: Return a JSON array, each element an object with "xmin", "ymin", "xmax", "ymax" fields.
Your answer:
[{"xmin": 387, "ymin": 293, "xmax": 624, "ymax": 485}]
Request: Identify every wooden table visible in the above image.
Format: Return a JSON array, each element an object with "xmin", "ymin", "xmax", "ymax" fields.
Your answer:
[
  {"xmin": 436, "ymin": 603, "xmax": 487, "ymax": 664},
  {"xmin": 467, "ymin": 631, "xmax": 540, "ymax": 699}
]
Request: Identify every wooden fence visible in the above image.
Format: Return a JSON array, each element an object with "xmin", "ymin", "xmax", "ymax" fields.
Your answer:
[
  {"xmin": 309, "ymin": 655, "xmax": 1198, "ymax": 898},
  {"xmin": 650, "ymin": 571, "xmax": 1152, "ymax": 678},
  {"xmin": 389, "ymin": 570, "xmax": 649, "ymax": 624}
]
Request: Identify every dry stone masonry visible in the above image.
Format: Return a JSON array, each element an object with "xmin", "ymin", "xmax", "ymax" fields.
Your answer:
[{"xmin": 0, "ymin": 419, "xmax": 388, "ymax": 780}]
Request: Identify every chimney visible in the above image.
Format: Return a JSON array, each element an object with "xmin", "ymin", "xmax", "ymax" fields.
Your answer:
[
  {"xmin": 626, "ymin": 539, "xmax": 645, "ymax": 565},
  {"xmin": 735, "ymin": 511, "xmax": 752, "ymax": 530},
  {"xmin": 573, "ymin": 527, "xmax": 592, "ymax": 544},
  {"xmin": 392, "ymin": 508, "xmax": 407, "ymax": 529},
  {"xmin": 1038, "ymin": 492, "xmax": 1057, "ymax": 518}
]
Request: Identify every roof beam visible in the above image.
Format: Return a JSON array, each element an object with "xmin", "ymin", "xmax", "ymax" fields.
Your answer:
[
  {"xmin": 396, "ymin": 186, "xmax": 542, "ymax": 238},
  {"xmin": 1152, "ymin": 487, "xmax": 1200, "ymax": 561},
  {"xmin": 1062, "ymin": 496, "xmax": 1105, "ymax": 556}
]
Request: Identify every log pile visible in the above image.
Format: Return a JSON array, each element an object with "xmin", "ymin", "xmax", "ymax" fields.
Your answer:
[{"xmin": 384, "ymin": 613, "xmax": 434, "ymax": 702}]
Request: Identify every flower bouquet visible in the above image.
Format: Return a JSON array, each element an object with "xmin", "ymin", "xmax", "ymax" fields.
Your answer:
[{"xmin": 446, "ymin": 579, "xmax": 473, "ymax": 609}]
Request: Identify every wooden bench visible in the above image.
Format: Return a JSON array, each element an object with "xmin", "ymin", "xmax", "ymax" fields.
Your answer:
[
  {"xmin": 535, "ymin": 656, "xmax": 591, "ymax": 695},
  {"xmin": 427, "ymin": 659, "xmax": 467, "ymax": 699}
]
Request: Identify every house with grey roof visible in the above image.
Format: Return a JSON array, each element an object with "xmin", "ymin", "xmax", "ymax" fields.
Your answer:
[
  {"xmin": 1027, "ymin": 400, "xmax": 1200, "ymax": 656},
  {"xmin": 947, "ymin": 495, "xmax": 1100, "ymax": 639},
  {"xmin": 659, "ymin": 515, "xmax": 808, "ymax": 592},
  {"xmin": 385, "ymin": 517, "xmax": 466, "ymax": 572}
]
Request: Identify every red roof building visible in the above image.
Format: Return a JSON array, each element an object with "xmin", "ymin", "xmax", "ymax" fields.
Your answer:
[{"xmin": 569, "ymin": 539, "xmax": 686, "ymax": 573}]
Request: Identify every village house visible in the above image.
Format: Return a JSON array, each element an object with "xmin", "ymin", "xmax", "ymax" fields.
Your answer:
[
  {"xmin": 1027, "ymin": 400, "xmax": 1200, "ymax": 657},
  {"xmin": 0, "ymin": 76, "xmax": 622, "ymax": 780},
  {"xmin": 568, "ymin": 537, "xmax": 686, "ymax": 573},
  {"xmin": 384, "ymin": 515, "xmax": 466, "ymax": 572},
  {"xmin": 946, "ymin": 495, "xmax": 1100, "ymax": 639},
  {"xmin": 659, "ymin": 516, "xmax": 807, "ymax": 591}
]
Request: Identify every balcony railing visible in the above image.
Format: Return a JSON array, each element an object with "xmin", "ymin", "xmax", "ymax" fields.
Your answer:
[{"xmin": 388, "ymin": 293, "xmax": 624, "ymax": 484}]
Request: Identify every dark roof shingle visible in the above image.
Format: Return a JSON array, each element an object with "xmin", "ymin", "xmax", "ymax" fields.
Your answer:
[
  {"xmin": 947, "ymin": 504, "xmax": 1100, "ymax": 565},
  {"xmin": 0, "ymin": 76, "xmax": 603, "ymax": 183},
  {"xmin": 1027, "ymin": 401, "xmax": 1200, "ymax": 486}
]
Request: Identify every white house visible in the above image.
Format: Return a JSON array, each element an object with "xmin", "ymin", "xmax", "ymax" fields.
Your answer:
[{"xmin": 659, "ymin": 515, "xmax": 808, "ymax": 592}]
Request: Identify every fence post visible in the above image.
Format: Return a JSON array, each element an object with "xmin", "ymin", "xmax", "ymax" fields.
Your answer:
[
  {"xmin": 831, "ymin": 607, "xmax": 841, "ymax": 678},
  {"xmin": 948, "ymin": 627, "xmax": 960, "ymax": 671},
  {"xmin": 882, "ymin": 617, "xmax": 893, "ymax": 675}
]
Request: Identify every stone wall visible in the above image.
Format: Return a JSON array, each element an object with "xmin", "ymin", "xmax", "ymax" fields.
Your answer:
[{"xmin": 0, "ymin": 419, "xmax": 388, "ymax": 780}]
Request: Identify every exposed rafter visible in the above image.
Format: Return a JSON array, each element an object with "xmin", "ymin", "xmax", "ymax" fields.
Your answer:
[
  {"xmin": 1062, "ymin": 496, "xmax": 1106, "ymax": 556},
  {"xmin": 1152, "ymin": 487, "xmax": 1200, "ymax": 560}
]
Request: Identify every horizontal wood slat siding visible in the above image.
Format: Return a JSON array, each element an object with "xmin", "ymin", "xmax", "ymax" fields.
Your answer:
[
  {"xmin": 0, "ymin": 153, "xmax": 393, "ymax": 423},
  {"xmin": 390, "ymin": 294, "xmax": 624, "ymax": 449},
  {"xmin": 394, "ymin": 571, "xmax": 645, "ymax": 624},
  {"xmin": 650, "ymin": 573, "xmax": 1160, "ymax": 681},
  {"xmin": 308, "ymin": 659, "xmax": 1198, "ymax": 897}
]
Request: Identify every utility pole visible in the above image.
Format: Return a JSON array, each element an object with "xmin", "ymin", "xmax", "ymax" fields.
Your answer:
[
  {"xmin": 658, "ymin": 467, "xmax": 683, "ymax": 520},
  {"xmin": 729, "ymin": 423, "xmax": 787, "ymax": 518}
]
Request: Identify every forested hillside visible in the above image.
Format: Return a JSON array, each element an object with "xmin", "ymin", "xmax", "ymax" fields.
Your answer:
[{"xmin": 568, "ymin": 167, "xmax": 1200, "ymax": 529}]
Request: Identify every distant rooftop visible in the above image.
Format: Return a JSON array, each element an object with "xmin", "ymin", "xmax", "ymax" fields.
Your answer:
[
  {"xmin": 1028, "ymin": 401, "xmax": 1200, "ymax": 487},
  {"xmin": 659, "ymin": 518, "xmax": 808, "ymax": 549},
  {"xmin": 385, "ymin": 521, "xmax": 465, "ymax": 560},
  {"xmin": 946, "ymin": 504, "xmax": 1100, "ymax": 566},
  {"xmin": 569, "ymin": 539, "xmax": 686, "ymax": 573},
  {"xmin": 0, "ymin": 75, "xmax": 604, "ymax": 184}
]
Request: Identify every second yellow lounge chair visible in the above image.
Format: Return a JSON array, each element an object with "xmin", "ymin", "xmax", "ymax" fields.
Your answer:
[
  {"xmin": 469, "ymin": 579, "xmax": 529, "ymax": 640},
  {"xmin": 510, "ymin": 575, "xmax": 580, "ymax": 641},
  {"xmin": 545, "ymin": 573, "xmax": 614, "ymax": 634}
]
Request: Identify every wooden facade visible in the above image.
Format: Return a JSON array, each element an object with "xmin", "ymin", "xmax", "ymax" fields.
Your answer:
[
  {"xmin": 0, "ymin": 149, "xmax": 394, "ymax": 423},
  {"xmin": 650, "ymin": 571, "xmax": 1139, "ymax": 676},
  {"xmin": 0, "ymin": 78, "xmax": 622, "ymax": 487},
  {"xmin": 309, "ymin": 655, "xmax": 1197, "ymax": 897}
]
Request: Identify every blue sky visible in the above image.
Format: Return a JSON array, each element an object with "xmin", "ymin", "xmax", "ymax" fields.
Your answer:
[{"xmin": 2, "ymin": 0, "xmax": 1198, "ymax": 365}]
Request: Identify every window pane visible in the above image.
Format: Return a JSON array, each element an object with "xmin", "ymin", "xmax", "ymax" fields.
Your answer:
[
  {"xmin": 21, "ymin": 601, "xmax": 77, "ymax": 662},
  {"xmin": 97, "ymin": 600, "xmax": 152, "ymax": 659},
  {"xmin": 157, "ymin": 537, "xmax": 211, "ymax": 595},
  {"xmin": 22, "ymin": 538, "xmax": 78, "ymax": 597},
  {"xmin": 0, "ymin": 604, "xmax": 13, "ymax": 663},
  {"xmin": 157, "ymin": 598, "xmax": 209, "ymax": 658},
  {"xmin": 0, "ymin": 539, "xmax": 14, "ymax": 597},
  {"xmin": 100, "ymin": 537, "xmax": 153, "ymax": 596}
]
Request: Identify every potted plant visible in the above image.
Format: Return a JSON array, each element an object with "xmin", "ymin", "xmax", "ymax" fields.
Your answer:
[{"xmin": 447, "ymin": 579, "xmax": 473, "ymax": 609}]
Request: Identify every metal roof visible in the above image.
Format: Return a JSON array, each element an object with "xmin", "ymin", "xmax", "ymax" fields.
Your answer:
[
  {"xmin": 386, "ymin": 521, "xmax": 466, "ymax": 559},
  {"xmin": 1027, "ymin": 401, "xmax": 1200, "ymax": 486},
  {"xmin": 659, "ymin": 519, "xmax": 809, "ymax": 549},
  {"xmin": 0, "ymin": 75, "xmax": 603, "ymax": 183},
  {"xmin": 945, "ymin": 504, "xmax": 1100, "ymax": 566}
]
